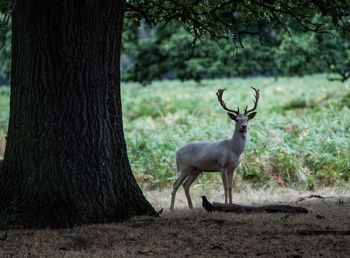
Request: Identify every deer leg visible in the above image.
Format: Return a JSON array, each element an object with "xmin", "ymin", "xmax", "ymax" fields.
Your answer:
[
  {"xmin": 170, "ymin": 173, "xmax": 189, "ymax": 211},
  {"xmin": 228, "ymin": 170, "xmax": 235, "ymax": 204},
  {"xmin": 182, "ymin": 170, "xmax": 201, "ymax": 209},
  {"xmin": 221, "ymin": 170, "xmax": 229, "ymax": 204}
]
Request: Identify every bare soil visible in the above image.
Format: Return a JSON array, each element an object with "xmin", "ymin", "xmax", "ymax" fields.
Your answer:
[{"xmin": 0, "ymin": 194, "xmax": 350, "ymax": 257}]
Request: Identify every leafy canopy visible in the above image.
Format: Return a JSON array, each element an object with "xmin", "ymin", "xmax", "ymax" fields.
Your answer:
[{"xmin": 126, "ymin": 0, "xmax": 350, "ymax": 46}]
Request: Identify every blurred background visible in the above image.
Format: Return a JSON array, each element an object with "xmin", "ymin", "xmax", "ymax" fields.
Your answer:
[{"xmin": 0, "ymin": 17, "xmax": 349, "ymax": 192}]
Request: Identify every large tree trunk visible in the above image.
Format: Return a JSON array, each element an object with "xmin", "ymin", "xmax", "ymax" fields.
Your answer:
[{"xmin": 0, "ymin": 0, "xmax": 157, "ymax": 228}]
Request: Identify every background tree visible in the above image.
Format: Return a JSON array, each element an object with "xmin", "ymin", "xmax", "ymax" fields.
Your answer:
[
  {"xmin": 0, "ymin": 0, "xmax": 349, "ymax": 228},
  {"xmin": 0, "ymin": 11, "xmax": 11, "ymax": 85}
]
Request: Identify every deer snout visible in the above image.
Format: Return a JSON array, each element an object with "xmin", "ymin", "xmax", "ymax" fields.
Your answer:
[{"xmin": 239, "ymin": 124, "xmax": 248, "ymax": 132}]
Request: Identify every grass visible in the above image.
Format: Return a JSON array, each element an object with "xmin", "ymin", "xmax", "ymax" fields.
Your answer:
[
  {"xmin": 0, "ymin": 74, "xmax": 350, "ymax": 190},
  {"xmin": 121, "ymin": 75, "xmax": 350, "ymax": 190}
]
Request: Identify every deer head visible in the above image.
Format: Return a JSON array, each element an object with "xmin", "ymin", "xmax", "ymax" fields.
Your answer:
[{"xmin": 216, "ymin": 87, "xmax": 260, "ymax": 133}]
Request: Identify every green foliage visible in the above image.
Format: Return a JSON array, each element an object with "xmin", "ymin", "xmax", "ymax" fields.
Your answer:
[
  {"xmin": 123, "ymin": 22, "xmax": 280, "ymax": 83},
  {"xmin": 119, "ymin": 75, "xmax": 350, "ymax": 190},
  {"xmin": 0, "ymin": 0, "xmax": 11, "ymax": 13},
  {"xmin": 0, "ymin": 25, "xmax": 11, "ymax": 80},
  {"xmin": 127, "ymin": 1, "xmax": 349, "ymax": 44},
  {"xmin": 0, "ymin": 86, "xmax": 9, "ymax": 133},
  {"xmin": 0, "ymin": 13, "xmax": 11, "ymax": 82},
  {"xmin": 122, "ymin": 18, "xmax": 350, "ymax": 84},
  {"xmin": 315, "ymin": 31, "xmax": 350, "ymax": 81}
]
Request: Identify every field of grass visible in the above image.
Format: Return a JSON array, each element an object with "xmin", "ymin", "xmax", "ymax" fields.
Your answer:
[
  {"xmin": 1, "ymin": 75, "xmax": 350, "ymax": 191},
  {"xmin": 121, "ymin": 75, "xmax": 350, "ymax": 190}
]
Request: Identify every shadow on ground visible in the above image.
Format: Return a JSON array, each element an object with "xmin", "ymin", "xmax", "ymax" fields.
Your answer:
[{"xmin": 0, "ymin": 194, "xmax": 349, "ymax": 257}]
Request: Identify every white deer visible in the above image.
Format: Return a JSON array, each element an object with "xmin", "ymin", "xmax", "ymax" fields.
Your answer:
[{"xmin": 170, "ymin": 87, "xmax": 260, "ymax": 210}]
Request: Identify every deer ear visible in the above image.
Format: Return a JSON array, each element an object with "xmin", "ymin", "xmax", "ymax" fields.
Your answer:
[
  {"xmin": 248, "ymin": 112, "xmax": 257, "ymax": 120},
  {"xmin": 227, "ymin": 112, "xmax": 237, "ymax": 121}
]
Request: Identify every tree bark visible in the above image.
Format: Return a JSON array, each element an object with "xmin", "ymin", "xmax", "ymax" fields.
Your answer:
[{"xmin": 0, "ymin": 0, "xmax": 157, "ymax": 228}]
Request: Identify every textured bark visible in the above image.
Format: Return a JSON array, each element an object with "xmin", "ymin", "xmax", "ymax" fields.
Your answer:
[{"xmin": 0, "ymin": 0, "xmax": 157, "ymax": 228}]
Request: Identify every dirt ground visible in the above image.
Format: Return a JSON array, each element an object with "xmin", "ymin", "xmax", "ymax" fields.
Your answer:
[{"xmin": 0, "ymin": 191, "xmax": 350, "ymax": 257}]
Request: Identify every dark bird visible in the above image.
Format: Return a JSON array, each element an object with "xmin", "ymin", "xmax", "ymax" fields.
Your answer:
[{"xmin": 202, "ymin": 196, "xmax": 217, "ymax": 213}]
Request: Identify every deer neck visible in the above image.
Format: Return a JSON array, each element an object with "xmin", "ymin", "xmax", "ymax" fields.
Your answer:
[{"xmin": 230, "ymin": 125, "xmax": 247, "ymax": 156}]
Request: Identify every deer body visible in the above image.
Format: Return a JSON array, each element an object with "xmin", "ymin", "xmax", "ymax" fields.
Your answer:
[
  {"xmin": 170, "ymin": 88, "xmax": 259, "ymax": 210},
  {"xmin": 176, "ymin": 132, "xmax": 246, "ymax": 173}
]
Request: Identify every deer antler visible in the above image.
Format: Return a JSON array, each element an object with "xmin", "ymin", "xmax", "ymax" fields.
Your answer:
[
  {"xmin": 244, "ymin": 87, "xmax": 260, "ymax": 114},
  {"xmin": 216, "ymin": 89, "xmax": 240, "ymax": 115}
]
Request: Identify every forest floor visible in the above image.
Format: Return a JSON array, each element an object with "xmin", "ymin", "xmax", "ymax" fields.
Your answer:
[{"xmin": 0, "ymin": 189, "xmax": 350, "ymax": 257}]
